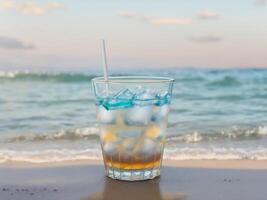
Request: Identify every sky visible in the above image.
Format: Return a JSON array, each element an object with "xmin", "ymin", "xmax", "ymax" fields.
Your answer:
[{"xmin": 0, "ymin": 0, "xmax": 267, "ymax": 70}]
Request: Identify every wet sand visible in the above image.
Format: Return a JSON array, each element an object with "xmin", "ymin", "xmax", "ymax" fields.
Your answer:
[{"xmin": 0, "ymin": 160, "xmax": 267, "ymax": 200}]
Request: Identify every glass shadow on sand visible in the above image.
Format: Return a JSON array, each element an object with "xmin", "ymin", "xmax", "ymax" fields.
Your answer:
[{"xmin": 83, "ymin": 177, "xmax": 186, "ymax": 200}]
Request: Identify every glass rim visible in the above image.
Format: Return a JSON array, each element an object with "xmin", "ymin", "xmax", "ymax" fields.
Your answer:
[{"xmin": 92, "ymin": 76, "xmax": 175, "ymax": 84}]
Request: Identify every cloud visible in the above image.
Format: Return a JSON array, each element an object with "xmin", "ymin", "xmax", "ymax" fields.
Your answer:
[
  {"xmin": 0, "ymin": 0, "xmax": 15, "ymax": 9},
  {"xmin": 118, "ymin": 11, "xmax": 137, "ymax": 18},
  {"xmin": 149, "ymin": 17, "xmax": 192, "ymax": 25},
  {"xmin": 197, "ymin": 10, "xmax": 220, "ymax": 20},
  {"xmin": 254, "ymin": 0, "xmax": 267, "ymax": 6},
  {"xmin": 118, "ymin": 11, "xmax": 192, "ymax": 26},
  {"xmin": 0, "ymin": 0, "xmax": 64, "ymax": 15},
  {"xmin": 0, "ymin": 36, "xmax": 35, "ymax": 50},
  {"xmin": 188, "ymin": 36, "xmax": 222, "ymax": 43}
]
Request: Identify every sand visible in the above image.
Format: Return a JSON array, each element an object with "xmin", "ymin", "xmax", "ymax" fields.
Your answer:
[{"xmin": 0, "ymin": 160, "xmax": 267, "ymax": 200}]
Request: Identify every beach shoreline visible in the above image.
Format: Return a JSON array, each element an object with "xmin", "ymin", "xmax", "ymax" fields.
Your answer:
[{"xmin": 1, "ymin": 159, "xmax": 266, "ymax": 170}]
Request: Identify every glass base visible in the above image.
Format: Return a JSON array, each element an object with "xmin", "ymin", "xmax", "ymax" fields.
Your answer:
[{"xmin": 105, "ymin": 166, "xmax": 161, "ymax": 181}]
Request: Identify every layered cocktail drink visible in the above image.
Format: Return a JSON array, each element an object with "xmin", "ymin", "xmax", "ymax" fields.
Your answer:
[{"xmin": 92, "ymin": 76, "xmax": 174, "ymax": 181}]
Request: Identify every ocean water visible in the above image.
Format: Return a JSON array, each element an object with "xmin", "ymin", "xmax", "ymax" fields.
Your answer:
[{"xmin": 0, "ymin": 68, "xmax": 267, "ymax": 163}]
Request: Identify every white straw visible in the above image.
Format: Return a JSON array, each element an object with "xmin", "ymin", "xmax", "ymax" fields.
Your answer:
[{"xmin": 101, "ymin": 39, "xmax": 109, "ymax": 94}]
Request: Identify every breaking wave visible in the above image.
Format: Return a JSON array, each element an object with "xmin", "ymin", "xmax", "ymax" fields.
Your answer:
[
  {"xmin": 1, "ymin": 125, "xmax": 267, "ymax": 163},
  {"xmin": 5, "ymin": 127, "xmax": 100, "ymax": 143},
  {"xmin": 0, "ymin": 149, "xmax": 102, "ymax": 163},
  {"xmin": 3, "ymin": 126, "xmax": 267, "ymax": 144},
  {"xmin": 164, "ymin": 147, "xmax": 267, "ymax": 160},
  {"xmin": 0, "ymin": 71, "xmax": 95, "ymax": 83},
  {"xmin": 167, "ymin": 126, "xmax": 267, "ymax": 143},
  {"xmin": 0, "ymin": 147, "xmax": 267, "ymax": 163}
]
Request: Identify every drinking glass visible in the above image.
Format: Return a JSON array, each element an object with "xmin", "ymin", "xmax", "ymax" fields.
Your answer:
[{"xmin": 92, "ymin": 76, "xmax": 174, "ymax": 181}]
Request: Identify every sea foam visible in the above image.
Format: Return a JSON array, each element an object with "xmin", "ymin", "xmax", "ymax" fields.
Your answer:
[{"xmin": 0, "ymin": 147, "xmax": 267, "ymax": 163}]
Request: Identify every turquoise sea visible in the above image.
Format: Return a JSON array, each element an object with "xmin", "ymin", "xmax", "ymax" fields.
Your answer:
[{"xmin": 0, "ymin": 68, "xmax": 267, "ymax": 163}]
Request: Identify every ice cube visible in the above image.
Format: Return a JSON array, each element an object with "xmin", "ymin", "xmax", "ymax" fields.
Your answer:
[
  {"xmin": 131, "ymin": 85, "xmax": 143, "ymax": 93},
  {"xmin": 155, "ymin": 92, "xmax": 171, "ymax": 106},
  {"xmin": 135, "ymin": 89, "xmax": 155, "ymax": 100},
  {"xmin": 114, "ymin": 89, "xmax": 134, "ymax": 101},
  {"xmin": 151, "ymin": 105, "xmax": 169, "ymax": 122},
  {"xmin": 101, "ymin": 130, "xmax": 116, "ymax": 142},
  {"xmin": 97, "ymin": 107, "xmax": 116, "ymax": 124},
  {"xmin": 103, "ymin": 142, "xmax": 118, "ymax": 156},
  {"xmin": 133, "ymin": 138, "xmax": 157, "ymax": 157},
  {"xmin": 102, "ymin": 89, "xmax": 134, "ymax": 110},
  {"xmin": 102, "ymin": 98, "xmax": 128, "ymax": 110},
  {"xmin": 144, "ymin": 124, "xmax": 161, "ymax": 138},
  {"xmin": 117, "ymin": 130, "xmax": 142, "ymax": 138},
  {"xmin": 124, "ymin": 106, "xmax": 152, "ymax": 125},
  {"xmin": 120, "ymin": 138, "xmax": 137, "ymax": 152},
  {"xmin": 117, "ymin": 138, "xmax": 137, "ymax": 162},
  {"xmin": 134, "ymin": 89, "xmax": 157, "ymax": 106}
]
